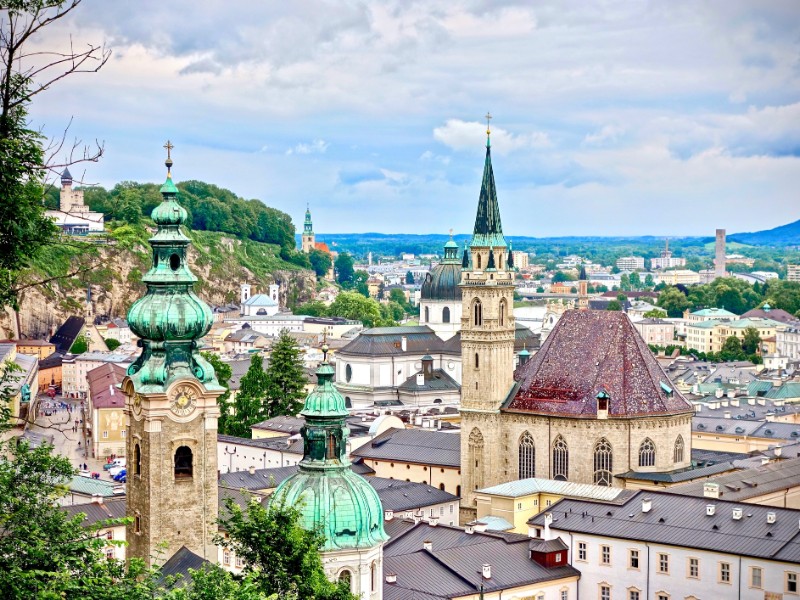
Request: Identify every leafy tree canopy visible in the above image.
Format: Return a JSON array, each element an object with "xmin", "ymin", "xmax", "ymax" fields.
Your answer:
[
  {"xmin": 263, "ymin": 330, "xmax": 306, "ymax": 418},
  {"xmin": 334, "ymin": 253, "xmax": 355, "ymax": 286}
]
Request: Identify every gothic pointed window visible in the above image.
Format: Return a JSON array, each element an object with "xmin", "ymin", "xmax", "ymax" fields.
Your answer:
[
  {"xmin": 174, "ymin": 446, "xmax": 193, "ymax": 479},
  {"xmin": 473, "ymin": 299, "xmax": 483, "ymax": 326},
  {"xmin": 552, "ymin": 435, "xmax": 568, "ymax": 481},
  {"xmin": 673, "ymin": 435, "xmax": 684, "ymax": 463},
  {"xmin": 134, "ymin": 443, "xmax": 141, "ymax": 476},
  {"xmin": 499, "ymin": 299, "xmax": 507, "ymax": 327},
  {"xmin": 469, "ymin": 428, "xmax": 485, "ymax": 490},
  {"xmin": 475, "ymin": 353, "xmax": 479, "ymax": 369},
  {"xmin": 477, "ymin": 253, "xmax": 482, "ymax": 269},
  {"xmin": 443, "ymin": 306, "xmax": 450, "ymax": 323},
  {"xmin": 639, "ymin": 438, "xmax": 656, "ymax": 467},
  {"xmin": 519, "ymin": 431, "xmax": 535, "ymax": 479},
  {"xmin": 593, "ymin": 438, "xmax": 613, "ymax": 486}
]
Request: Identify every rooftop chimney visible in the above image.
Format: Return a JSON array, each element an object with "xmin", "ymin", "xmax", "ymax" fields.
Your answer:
[
  {"xmin": 703, "ymin": 483, "xmax": 720, "ymax": 499},
  {"xmin": 706, "ymin": 504, "xmax": 716, "ymax": 516},
  {"xmin": 732, "ymin": 508, "xmax": 742, "ymax": 520},
  {"xmin": 384, "ymin": 509, "xmax": 394, "ymax": 521},
  {"xmin": 249, "ymin": 465, "xmax": 256, "ymax": 475},
  {"xmin": 416, "ymin": 373, "xmax": 425, "ymax": 386},
  {"xmin": 423, "ymin": 540, "xmax": 433, "ymax": 551},
  {"xmin": 482, "ymin": 564, "xmax": 492, "ymax": 580},
  {"xmin": 401, "ymin": 336, "xmax": 407, "ymax": 352},
  {"xmin": 775, "ymin": 447, "xmax": 783, "ymax": 457},
  {"xmin": 91, "ymin": 494, "xmax": 104, "ymax": 505},
  {"xmin": 641, "ymin": 497, "xmax": 652, "ymax": 513},
  {"xmin": 429, "ymin": 516, "xmax": 439, "ymax": 527},
  {"xmin": 543, "ymin": 512, "xmax": 553, "ymax": 540},
  {"xmin": 767, "ymin": 512, "xmax": 777, "ymax": 524},
  {"xmin": 724, "ymin": 411, "xmax": 731, "ymax": 419},
  {"xmin": 385, "ymin": 573, "xmax": 397, "ymax": 584}
]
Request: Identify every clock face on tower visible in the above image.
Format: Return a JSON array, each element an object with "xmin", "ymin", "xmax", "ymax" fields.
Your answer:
[{"xmin": 170, "ymin": 385, "xmax": 198, "ymax": 417}]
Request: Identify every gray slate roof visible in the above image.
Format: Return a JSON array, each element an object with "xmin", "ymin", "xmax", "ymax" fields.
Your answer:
[
  {"xmin": 672, "ymin": 457, "xmax": 800, "ymax": 502},
  {"xmin": 616, "ymin": 460, "xmax": 737, "ymax": 483},
  {"xmin": 338, "ymin": 326, "xmax": 458, "ymax": 357},
  {"xmin": 397, "ymin": 369, "xmax": 460, "ymax": 392},
  {"xmin": 352, "ymin": 428, "xmax": 461, "ymax": 468},
  {"xmin": 217, "ymin": 433, "xmax": 304, "ymax": 455},
  {"xmin": 382, "ymin": 519, "xmax": 579, "ymax": 598},
  {"xmin": 157, "ymin": 546, "xmax": 209, "ymax": 589},
  {"xmin": 61, "ymin": 498, "xmax": 126, "ymax": 526},
  {"xmin": 529, "ymin": 489, "xmax": 800, "ymax": 563}
]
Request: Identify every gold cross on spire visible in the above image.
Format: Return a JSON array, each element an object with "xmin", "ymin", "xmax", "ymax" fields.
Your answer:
[
  {"xmin": 163, "ymin": 140, "xmax": 174, "ymax": 174},
  {"xmin": 485, "ymin": 112, "xmax": 492, "ymax": 135},
  {"xmin": 449, "ymin": 228, "xmax": 454, "ymax": 239}
]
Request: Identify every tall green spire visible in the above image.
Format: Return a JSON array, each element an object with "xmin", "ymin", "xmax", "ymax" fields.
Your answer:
[
  {"xmin": 471, "ymin": 113, "xmax": 506, "ymax": 249},
  {"xmin": 272, "ymin": 343, "xmax": 387, "ymax": 551},
  {"xmin": 304, "ymin": 204, "xmax": 313, "ymax": 235},
  {"xmin": 125, "ymin": 142, "xmax": 221, "ymax": 393}
]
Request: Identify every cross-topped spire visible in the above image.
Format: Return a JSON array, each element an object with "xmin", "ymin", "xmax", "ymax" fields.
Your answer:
[
  {"xmin": 163, "ymin": 140, "xmax": 174, "ymax": 175},
  {"xmin": 485, "ymin": 112, "xmax": 492, "ymax": 148}
]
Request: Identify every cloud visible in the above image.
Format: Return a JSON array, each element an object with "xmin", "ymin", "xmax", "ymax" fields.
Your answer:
[
  {"xmin": 433, "ymin": 119, "xmax": 551, "ymax": 155},
  {"xmin": 583, "ymin": 125, "xmax": 624, "ymax": 146},
  {"xmin": 286, "ymin": 139, "xmax": 329, "ymax": 155}
]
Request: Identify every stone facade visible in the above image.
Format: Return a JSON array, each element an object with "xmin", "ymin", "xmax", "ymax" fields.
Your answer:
[{"xmin": 124, "ymin": 379, "xmax": 220, "ymax": 567}]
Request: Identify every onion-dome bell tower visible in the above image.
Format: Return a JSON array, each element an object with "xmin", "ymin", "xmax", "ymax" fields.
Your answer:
[
  {"xmin": 301, "ymin": 203, "xmax": 316, "ymax": 253},
  {"xmin": 273, "ymin": 341, "xmax": 388, "ymax": 598},
  {"xmin": 123, "ymin": 142, "xmax": 224, "ymax": 567}
]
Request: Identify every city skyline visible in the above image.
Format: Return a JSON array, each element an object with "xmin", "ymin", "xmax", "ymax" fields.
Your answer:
[{"xmin": 30, "ymin": 1, "xmax": 800, "ymax": 236}]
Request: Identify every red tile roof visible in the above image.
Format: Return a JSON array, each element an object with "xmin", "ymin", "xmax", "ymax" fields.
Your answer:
[
  {"xmin": 87, "ymin": 363, "xmax": 127, "ymax": 409},
  {"xmin": 314, "ymin": 241, "xmax": 331, "ymax": 254},
  {"xmin": 506, "ymin": 310, "xmax": 692, "ymax": 418}
]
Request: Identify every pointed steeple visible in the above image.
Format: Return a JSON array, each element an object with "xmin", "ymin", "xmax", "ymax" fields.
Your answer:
[
  {"xmin": 507, "ymin": 241, "xmax": 514, "ymax": 269},
  {"xmin": 462, "ymin": 240, "xmax": 470, "ymax": 269},
  {"xmin": 304, "ymin": 203, "xmax": 313, "ymax": 234},
  {"xmin": 471, "ymin": 113, "xmax": 506, "ymax": 248}
]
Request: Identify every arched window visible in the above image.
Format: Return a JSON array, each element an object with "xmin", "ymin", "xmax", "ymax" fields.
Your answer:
[
  {"xmin": 456, "ymin": 485, "xmax": 461, "ymax": 497},
  {"xmin": 593, "ymin": 438, "xmax": 613, "ymax": 486},
  {"xmin": 338, "ymin": 570, "xmax": 352, "ymax": 590},
  {"xmin": 134, "ymin": 443, "xmax": 141, "ymax": 476},
  {"xmin": 345, "ymin": 364, "xmax": 352, "ymax": 383},
  {"xmin": 473, "ymin": 299, "xmax": 483, "ymax": 326},
  {"xmin": 469, "ymin": 428, "xmax": 485, "ymax": 490},
  {"xmin": 519, "ymin": 431, "xmax": 535, "ymax": 479},
  {"xmin": 439, "ymin": 482, "xmax": 445, "ymax": 491},
  {"xmin": 499, "ymin": 299, "xmax": 507, "ymax": 327},
  {"xmin": 475, "ymin": 353, "xmax": 479, "ymax": 369},
  {"xmin": 424, "ymin": 306, "xmax": 430, "ymax": 323},
  {"xmin": 639, "ymin": 438, "xmax": 656, "ymax": 467},
  {"xmin": 370, "ymin": 562, "xmax": 377, "ymax": 592},
  {"xmin": 477, "ymin": 253, "xmax": 482, "ymax": 269},
  {"xmin": 673, "ymin": 435, "xmax": 685, "ymax": 464},
  {"xmin": 552, "ymin": 435, "xmax": 569, "ymax": 481},
  {"xmin": 442, "ymin": 306, "xmax": 450, "ymax": 323},
  {"xmin": 174, "ymin": 446, "xmax": 193, "ymax": 479}
]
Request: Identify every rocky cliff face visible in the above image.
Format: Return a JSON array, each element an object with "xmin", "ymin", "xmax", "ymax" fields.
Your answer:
[{"xmin": 2, "ymin": 232, "xmax": 317, "ymax": 340}]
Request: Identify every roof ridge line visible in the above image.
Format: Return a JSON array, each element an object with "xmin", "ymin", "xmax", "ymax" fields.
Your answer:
[{"xmin": 421, "ymin": 546, "xmax": 485, "ymax": 591}]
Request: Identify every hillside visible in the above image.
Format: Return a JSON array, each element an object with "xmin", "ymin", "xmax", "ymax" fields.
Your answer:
[
  {"xmin": 729, "ymin": 219, "xmax": 800, "ymax": 246},
  {"xmin": 2, "ymin": 223, "xmax": 316, "ymax": 340}
]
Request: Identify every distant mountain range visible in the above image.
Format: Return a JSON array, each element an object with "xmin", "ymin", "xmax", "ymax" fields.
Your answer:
[{"xmin": 729, "ymin": 219, "xmax": 800, "ymax": 246}]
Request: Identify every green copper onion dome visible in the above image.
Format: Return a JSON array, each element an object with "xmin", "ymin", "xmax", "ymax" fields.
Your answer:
[
  {"xmin": 272, "ymin": 345, "xmax": 387, "ymax": 551},
  {"xmin": 125, "ymin": 143, "xmax": 222, "ymax": 393}
]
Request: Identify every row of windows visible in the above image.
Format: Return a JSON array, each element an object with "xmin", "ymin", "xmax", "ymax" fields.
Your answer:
[
  {"xmin": 423, "ymin": 306, "xmax": 451, "ymax": 323},
  {"xmin": 507, "ymin": 433, "xmax": 686, "ymax": 485},
  {"xmin": 470, "ymin": 298, "xmax": 508, "ymax": 327},
  {"xmin": 132, "ymin": 443, "xmax": 192, "ymax": 478}
]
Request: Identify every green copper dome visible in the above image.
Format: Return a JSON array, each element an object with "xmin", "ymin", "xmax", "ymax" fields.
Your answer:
[
  {"xmin": 422, "ymin": 236, "xmax": 463, "ymax": 301},
  {"xmin": 125, "ymin": 146, "xmax": 222, "ymax": 394},
  {"xmin": 272, "ymin": 351, "xmax": 387, "ymax": 551}
]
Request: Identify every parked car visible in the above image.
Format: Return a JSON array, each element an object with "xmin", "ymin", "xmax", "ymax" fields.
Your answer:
[
  {"xmin": 108, "ymin": 466, "xmax": 125, "ymax": 478},
  {"xmin": 112, "ymin": 469, "xmax": 126, "ymax": 482},
  {"xmin": 103, "ymin": 458, "xmax": 125, "ymax": 471},
  {"xmin": 118, "ymin": 475, "xmax": 126, "ymax": 483}
]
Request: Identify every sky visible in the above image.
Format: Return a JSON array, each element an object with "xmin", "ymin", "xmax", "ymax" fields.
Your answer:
[{"xmin": 26, "ymin": 0, "xmax": 800, "ymax": 237}]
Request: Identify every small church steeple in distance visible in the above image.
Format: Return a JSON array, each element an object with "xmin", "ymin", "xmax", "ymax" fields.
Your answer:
[{"xmin": 301, "ymin": 203, "xmax": 315, "ymax": 254}]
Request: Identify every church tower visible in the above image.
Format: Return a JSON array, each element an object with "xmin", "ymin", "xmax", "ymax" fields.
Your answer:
[
  {"xmin": 459, "ymin": 116, "xmax": 516, "ymax": 512},
  {"xmin": 122, "ymin": 143, "xmax": 225, "ymax": 567},
  {"xmin": 273, "ymin": 341, "xmax": 388, "ymax": 598},
  {"xmin": 577, "ymin": 265, "xmax": 589, "ymax": 309},
  {"xmin": 301, "ymin": 204, "xmax": 315, "ymax": 253}
]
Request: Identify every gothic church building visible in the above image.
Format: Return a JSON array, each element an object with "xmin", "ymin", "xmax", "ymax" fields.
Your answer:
[{"xmin": 459, "ymin": 125, "xmax": 693, "ymax": 512}]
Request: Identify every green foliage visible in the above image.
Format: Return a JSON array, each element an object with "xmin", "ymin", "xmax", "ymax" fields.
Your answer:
[
  {"xmin": 216, "ymin": 496, "xmax": 357, "ymax": 600},
  {"xmin": 628, "ymin": 272, "xmax": 642, "ymax": 290},
  {"xmin": 644, "ymin": 274, "xmax": 655, "ymax": 288},
  {"xmin": 742, "ymin": 327, "xmax": 761, "ymax": 355},
  {"xmin": 224, "ymin": 354, "xmax": 270, "ymax": 438},
  {"xmin": 763, "ymin": 280, "xmax": 800, "ymax": 315},
  {"xmin": 263, "ymin": 330, "xmax": 306, "ymax": 418},
  {"xmin": 719, "ymin": 336, "xmax": 746, "ymax": 361},
  {"xmin": 202, "ymin": 352, "xmax": 233, "ymax": 435},
  {"xmin": 104, "ymin": 338, "xmax": 121, "ymax": 351},
  {"xmin": 619, "ymin": 273, "xmax": 631, "ymax": 291},
  {"xmin": 308, "ymin": 249, "xmax": 332, "ymax": 278},
  {"xmin": 685, "ymin": 277, "xmax": 761, "ymax": 315},
  {"xmin": 351, "ymin": 271, "xmax": 369, "ymax": 297},
  {"xmin": 643, "ymin": 309, "xmax": 668, "ymax": 318},
  {"xmin": 69, "ymin": 334, "xmax": 88, "ymax": 354},
  {"xmin": 159, "ymin": 565, "xmax": 275, "ymax": 600},
  {"xmin": 294, "ymin": 300, "xmax": 328, "ymax": 317},
  {"xmin": 335, "ymin": 253, "xmax": 355, "ymax": 286},
  {"xmin": 657, "ymin": 286, "xmax": 691, "ymax": 317},
  {"xmin": 606, "ymin": 300, "xmax": 622, "ymax": 311},
  {"xmin": 328, "ymin": 291, "xmax": 393, "ymax": 328},
  {"xmin": 552, "ymin": 270, "xmax": 573, "ymax": 283},
  {"xmin": 405, "ymin": 271, "xmax": 414, "ymax": 284}
]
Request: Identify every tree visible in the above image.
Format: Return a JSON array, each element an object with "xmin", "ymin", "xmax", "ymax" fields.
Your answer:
[
  {"xmin": 643, "ymin": 309, "xmax": 668, "ymax": 319},
  {"xmin": 203, "ymin": 352, "xmax": 233, "ymax": 435},
  {"xmin": 536, "ymin": 286, "xmax": 545, "ymax": 293},
  {"xmin": 351, "ymin": 270, "xmax": 369, "ymax": 297},
  {"xmin": 308, "ymin": 249, "xmax": 332, "ymax": 279},
  {"xmin": 379, "ymin": 301, "xmax": 404, "ymax": 324},
  {"xmin": 217, "ymin": 496, "xmax": 356, "ymax": 600},
  {"xmin": 294, "ymin": 300, "xmax": 328, "ymax": 317},
  {"xmin": 657, "ymin": 286, "xmax": 691, "ymax": 317},
  {"xmin": 264, "ymin": 330, "xmax": 306, "ymax": 418},
  {"xmin": 159, "ymin": 565, "xmax": 274, "ymax": 600},
  {"xmin": 764, "ymin": 281, "xmax": 800, "ymax": 315},
  {"xmin": 719, "ymin": 336, "xmax": 746, "ymax": 361},
  {"xmin": 328, "ymin": 291, "xmax": 383, "ymax": 328},
  {"xmin": 552, "ymin": 271, "xmax": 571, "ymax": 283},
  {"xmin": 104, "ymin": 337, "xmax": 121, "ymax": 351},
  {"xmin": 644, "ymin": 274, "xmax": 655, "ymax": 289},
  {"xmin": 0, "ymin": 0, "xmax": 109, "ymax": 308},
  {"xmin": 628, "ymin": 272, "xmax": 642, "ymax": 290},
  {"xmin": 619, "ymin": 273, "xmax": 631, "ymax": 291},
  {"xmin": 226, "ymin": 353, "xmax": 270, "ymax": 438},
  {"xmin": 69, "ymin": 333, "xmax": 88, "ymax": 354},
  {"xmin": 405, "ymin": 271, "xmax": 414, "ymax": 284},
  {"xmin": 606, "ymin": 300, "xmax": 622, "ymax": 311},
  {"xmin": 742, "ymin": 327, "xmax": 761, "ymax": 355},
  {"xmin": 335, "ymin": 253, "xmax": 355, "ymax": 286}
]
